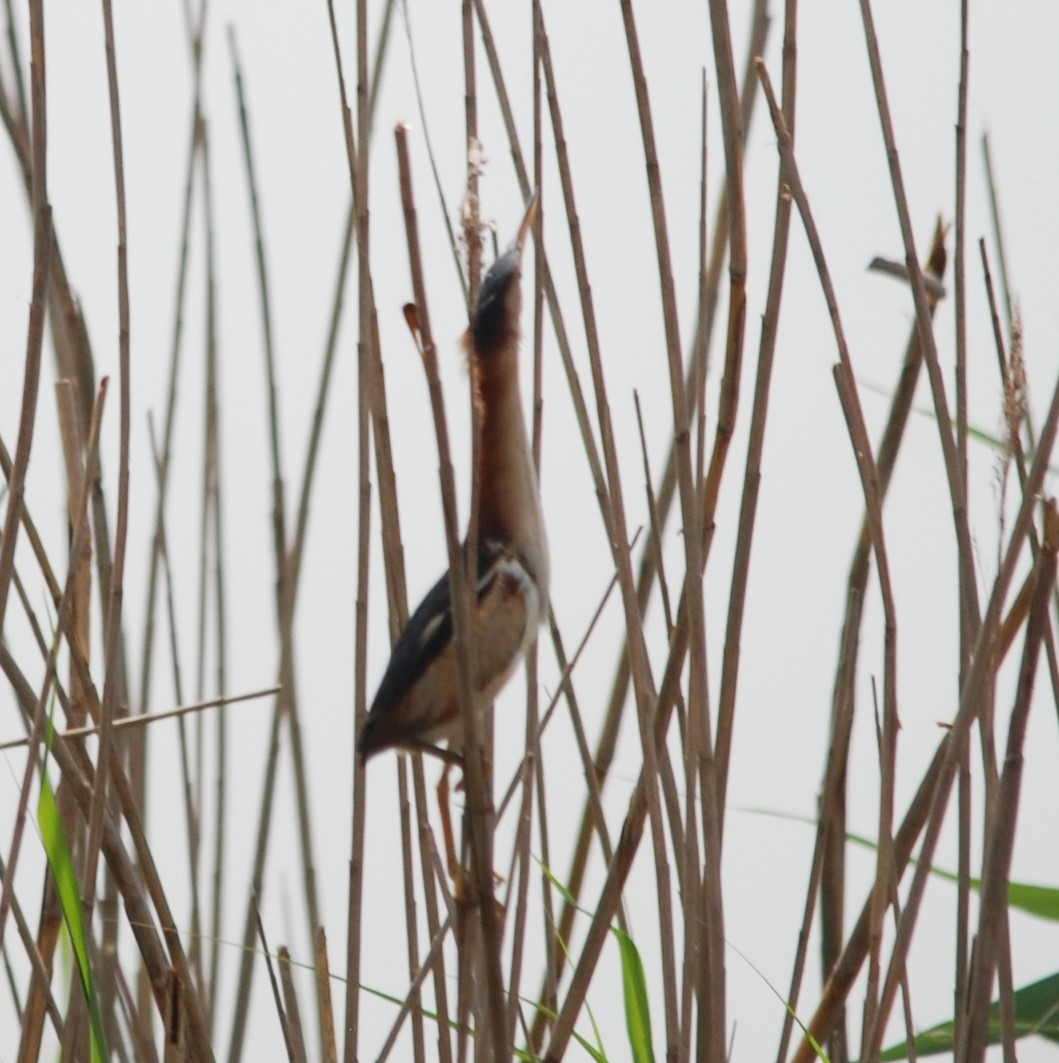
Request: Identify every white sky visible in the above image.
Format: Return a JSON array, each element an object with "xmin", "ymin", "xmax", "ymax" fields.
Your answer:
[{"xmin": 1, "ymin": 1, "xmax": 1058, "ymax": 1060}]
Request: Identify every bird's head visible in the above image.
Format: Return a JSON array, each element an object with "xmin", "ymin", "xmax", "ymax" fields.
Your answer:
[{"xmin": 468, "ymin": 192, "xmax": 538, "ymax": 360}]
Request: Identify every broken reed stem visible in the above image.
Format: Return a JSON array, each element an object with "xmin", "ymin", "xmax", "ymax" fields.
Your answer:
[
  {"xmin": 278, "ymin": 947, "xmax": 310, "ymax": 1063},
  {"xmin": 314, "ymin": 928, "xmax": 340, "ymax": 1063}
]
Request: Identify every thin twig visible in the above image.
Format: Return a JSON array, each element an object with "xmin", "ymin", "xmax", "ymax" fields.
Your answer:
[{"xmin": 0, "ymin": 686, "xmax": 278, "ymax": 752}]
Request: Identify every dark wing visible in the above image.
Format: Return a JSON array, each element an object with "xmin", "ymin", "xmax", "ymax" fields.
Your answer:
[{"xmin": 367, "ymin": 540, "xmax": 507, "ymax": 721}]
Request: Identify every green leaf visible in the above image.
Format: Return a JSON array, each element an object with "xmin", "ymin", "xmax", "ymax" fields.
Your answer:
[
  {"xmin": 610, "ymin": 926, "xmax": 655, "ymax": 1063},
  {"xmin": 875, "ymin": 970, "xmax": 1059, "ymax": 1060},
  {"xmin": 38, "ymin": 771, "xmax": 108, "ymax": 1063},
  {"xmin": 743, "ymin": 809, "xmax": 1059, "ymax": 923}
]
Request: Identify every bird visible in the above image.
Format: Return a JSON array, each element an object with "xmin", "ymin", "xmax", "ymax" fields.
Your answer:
[{"xmin": 358, "ymin": 194, "xmax": 548, "ymax": 868}]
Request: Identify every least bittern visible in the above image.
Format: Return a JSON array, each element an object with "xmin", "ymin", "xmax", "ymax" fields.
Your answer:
[{"xmin": 359, "ymin": 194, "xmax": 548, "ymax": 880}]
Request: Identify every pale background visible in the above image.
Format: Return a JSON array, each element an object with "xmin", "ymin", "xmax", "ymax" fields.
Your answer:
[{"xmin": 0, "ymin": 1, "xmax": 1057, "ymax": 1060}]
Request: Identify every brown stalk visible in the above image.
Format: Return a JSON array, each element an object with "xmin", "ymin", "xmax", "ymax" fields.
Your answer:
[
  {"xmin": 324, "ymin": 6, "xmax": 421, "ymax": 1056},
  {"xmin": 394, "ymin": 124, "xmax": 509, "ymax": 1063},
  {"xmin": 375, "ymin": 912, "xmax": 456, "ymax": 1061},
  {"xmin": 715, "ymin": 0, "xmax": 798, "ymax": 811},
  {"xmin": 278, "ymin": 948, "xmax": 310, "ymax": 1063},
  {"xmin": 0, "ymin": 685, "xmax": 278, "ymax": 752},
  {"xmin": 979, "ymin": 242, "xmax": 1059, "ymax": 717},
  {"xmin": 962, "ymin": 502, "xmax": 1059, "ymax": 1060},
  {"xmin": 620, "ymin": 0, "xmax": 720, "ymax": 1049},
  {"xmin": 757, "ymin": 59, "xmax": 903, "ymax": 1058},
  {"xmin": 341, "ymin": 0, "xmax": 372, "ymax": 1057},
  {"xmin": 397, "ymin": 759, "xmax": 427, "ymax": 1062},
  {"xmin": 199, "ymin": 116, "xmax": 233, "ymax": 1026},
  {"xmin": 314, "ymin": 928, "xmax": 339, "ymax": 1063},
  {"xmin": 136, "ymin": 0, "xmax": 207, "ymax": 833},
  {"xmin": 531, "ymin": 9, "xmax": 770, "ymax": 1039},
  {"xmin": 506, "ymin": 7, "xmax": 546, "ymax": 1044},
  {"xmin": 0, "ymin": 0, "xmax": 50, "ymax": 693},
  {"xmin": 21, "ymin": 379, "xmax": 94, "ymax": 1061},
  {"xmin": 0, "ymin": 844, "xmax": 65, "ymax": 1046},
  {"xmin": 147, "ymin": 416, "xmax": 205, "ymax": 1002},
  {"xmin": 777, "ymin": 222, "xmax": 948, "ymax": 1063},
  {"xmin": 0, "ymin": 379, "xmax": 107, "ymax": 958},
  {"xmin": 252, "ymin": 901, "xmax": 297, "ymax": 1063},
  {"xmin": 225, "ymin": 31, "xmax": 327, "ymax": 1057},
  {"xmin": 0, "ymin": 636, "xmax": 215, "ymax": 1058},
  {"xmin": 854, "ymin": 0, "xmax": 984, "ymax": 668},
  {"xmin": 951, "ymin": 6, "xmax": 971, "ymax": 1046},
  {"xmin": 795, "ymin": 365, "xmax": 1059, "ymax": 1061},
  {"xmin": 981, "ymin": 135, "xmax": 1012, "ymax": 332}
]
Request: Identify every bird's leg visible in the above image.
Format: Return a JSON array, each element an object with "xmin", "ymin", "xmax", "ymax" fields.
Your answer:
[{"xmin": 436, "ymin": 763, "xmax": 465, "ymax": 892}]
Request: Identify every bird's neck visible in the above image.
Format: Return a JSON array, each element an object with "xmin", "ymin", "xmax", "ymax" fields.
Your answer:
[{"xmin": 472, "ymin": 355, "xmax": 546, "ymax": 585}]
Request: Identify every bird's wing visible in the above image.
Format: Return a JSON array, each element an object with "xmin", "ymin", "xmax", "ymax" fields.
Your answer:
[{"xmin": 368, "ymin": 540, "xmax": 515, "ymax": 719}]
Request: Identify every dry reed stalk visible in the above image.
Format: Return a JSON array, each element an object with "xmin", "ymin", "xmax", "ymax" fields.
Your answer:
[
  {"xmin": 706, "ymin": 0, "xmax": 795, "ymax": 1051},
  {"xmin": 776, "ymin": 220, "xmax": 947, "ymax": 1063},
  {"xmin": 797, "ymin": 366, "xmax": 1059, "ymax": 1061},
  {"xmin": 981, "ymin": 135, "xmax": 1013, "ymax": 332},
  {"xmin": 505, "ymin": 7, "xmax": 546, "ymax": 1044},
  {"xmin": 199, "ymin": 118, "xmax": 232, "ymax": 1027},
  {"xmin": 136, "ymin": 0, "xmax": 207, "ymax": 841},
  {"xmin": 343, "ymin": 0, "xmax": 372, "ymax": 1055},
  {"xmin": 278, "ymin": 947, "xmax": 310, "ymax": 1063},
  {"xmin": 314, "ymin": 928, "xmax": 340, "ymax": 1063},
  {"xmin": 962, "ymin": 506, "xmax": 1058, "ymax": 1060},
  {"xmin": 147, "ymin": 417, "xmax": 205, "ymax": 1003},
  {"xmin": 224, "ymin": 31, "xmax": 329, "ymax": 1057},
  {"xmin": 715, "ymin": 0, "xmax": 798, "ymax": 811},
  {"xmin": 396, "ymin": 759, "xmax": 427, "ymax": 1062},
  {"xmin": 530, "ymin": 9, "xmax": 771, "ymax": 1041},
  {"xmin": 0, "ymin": 379, "xmax": 106, "ymax": 958},
  {"xmin": 855, "ymin": 0, "xmax": 983, "ymax": 662},
  {"xmin": 0, "ymin": 843, "xmax": 65, "ymax": 1045},
  {"xmin": 20, "ymin": 380, "xmax": 94, "ymax": 1060},
  {"xmin": 0, "ymin": 686, "xmax": 278, "ymax": 753},
  {"xmin": 252, "ymin": 900, "xmax": 297, "ymax": 1063},
  {"xmin": 85, "ymin": 1, "xmax": 133, "ymax": 967},
  {"xmin": 620, "ymin": 2, "xmax": 723, "ymax": 1054},
  {"xmin": 394, "ymin": 124, "xmax": 508, "ymax": 1063},
  {"xmin": 0, "ymin": 0, "xmax": 49, "ymax": 695},
  {"xmin": 757, "ymin": 58, "xmax": 904, "ymax": 1060}
]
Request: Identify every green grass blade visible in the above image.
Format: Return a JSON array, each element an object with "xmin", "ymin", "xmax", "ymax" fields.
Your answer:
[
  {"xmin": 610, "ymin": 926, "xmax": 655, "ymax": 1063},
  {"xmin": 743, "ymin": 808, "xmax": 1059, "ymax": 922},
  {"xmin": 874, "ymin": 971, "xmax": 1059, "ymax": 1060},
  {"xmin": 38, "ymin": 771, "xmax": 109, "ymax": 1063}
]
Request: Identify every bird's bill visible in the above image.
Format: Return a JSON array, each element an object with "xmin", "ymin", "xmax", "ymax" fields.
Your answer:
[{"xmin": 516, "ymin": 190, "xmax": 539, "ymax": 253}]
